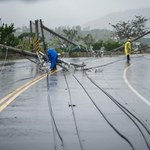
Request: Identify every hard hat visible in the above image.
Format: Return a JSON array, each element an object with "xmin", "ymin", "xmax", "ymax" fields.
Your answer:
[{"xmin": 128, "ymin": 38, "xmax": 131, "ymax": 42}]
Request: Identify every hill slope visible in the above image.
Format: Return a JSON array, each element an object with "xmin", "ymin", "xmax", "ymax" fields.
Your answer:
[{"xmin": 83, "ymin": 7, "xmax": 150, "ymax": 30}]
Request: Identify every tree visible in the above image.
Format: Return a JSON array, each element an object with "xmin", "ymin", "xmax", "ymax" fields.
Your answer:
[
  {"xmin": 82, "ymin": 34, "xmax": 95, "ymax": 50},
  {"xmin": 92, "ymin": 40, "xmax": 103, "ymax": 50},
  {"xmin": 109, "ymin": 16, "xmax": 149, "ymax": 40},
  {"xmin": 92, "ymin": 40, "xmax": 123, "ymax": 51},
  {"xmin": 18, "ymin": 32, "xmax": 35, "ymax": 50},
  {"xmin": 103, "ymin": 40, "xmax": 123, "ymax": 51},
  {"xmin": 0, "ymin": 23, "xmax": 19, "ymax": 46},
  {"xmin": 63, "ymin": 28, "xmax": 78, "ymax": 42}
]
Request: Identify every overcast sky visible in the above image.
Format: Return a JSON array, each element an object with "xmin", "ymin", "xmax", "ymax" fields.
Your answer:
[{"xmin": 0, "ymin": 0, "xmax": 150, "ymax": 29}]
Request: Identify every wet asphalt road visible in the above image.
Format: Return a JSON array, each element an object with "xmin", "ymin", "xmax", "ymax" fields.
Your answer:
[{"xmin": 0, "ymin": 54, "xmax": 150, "ymax": 150}]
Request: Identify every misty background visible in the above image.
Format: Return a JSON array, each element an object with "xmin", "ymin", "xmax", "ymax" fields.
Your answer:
[{"xmin": 0, "ymin": 0, "xmax": 150, "ymax": 30}]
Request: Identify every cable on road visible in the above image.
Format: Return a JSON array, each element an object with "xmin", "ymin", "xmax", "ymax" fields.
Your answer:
[
  {"xmin": 46, "ymin": 71, "xmax": 64, "ymax": 150},
  {"xmin": 83, "ymin": 58, "xmax": 125, "ymax": 71},
  {"xmin": 85, "ymin": 72, "xmax": 150, "ymax": 150},
  {"xmin": 73, "ymin": 74, "xmax": 135, "ymax": 150},
  {"xmin": 63, "ymin": 71, "xmax": 84, "ymax": 150}
]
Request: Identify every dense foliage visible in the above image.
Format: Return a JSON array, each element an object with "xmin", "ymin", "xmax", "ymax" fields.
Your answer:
[
  {"xmin": 92, "ymin": 40, "xmax": 123, "ymax": 51},
  {"xmin": 109, "ymin": 16, "xmax": 149, "ymax": 40},
  {"xmin": 0, "ymin": 15, "xmax": 149, "ymax": 58},
  {"xmin": 0, "ymin": 24, "xmax": 19, "ymax": 46}
]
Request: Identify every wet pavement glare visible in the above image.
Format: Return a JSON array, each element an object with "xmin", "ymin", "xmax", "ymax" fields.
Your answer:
[{"xmin": 0, "ymin": 54, "xmax": 150, "ymax": 150}]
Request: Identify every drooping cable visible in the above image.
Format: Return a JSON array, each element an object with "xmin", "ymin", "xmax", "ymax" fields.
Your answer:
[
  {"xmin": 46, "ymin": 72, "xmax": 64, "ymax": 150},
  {"xmin": 73, "ymin": 74, "xmax": 135, "ymax": 150},
  {"xmin": 86, "ymin": 72, "xmax": 150, "ymax": 150},
  {"xmin": 63, "ymin": 71, "xmax": 84, "ymax": 150}
]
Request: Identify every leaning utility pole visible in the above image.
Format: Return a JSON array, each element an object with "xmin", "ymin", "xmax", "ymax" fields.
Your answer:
[{"xmin": 40, "ymin": 19, "xmax": 47, "ymax": 53}]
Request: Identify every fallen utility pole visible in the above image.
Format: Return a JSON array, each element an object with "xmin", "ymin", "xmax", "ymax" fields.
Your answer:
[
  {"xmin": 112, "ymin": 31, "xmax": 150, "ymax": 52},
  {"xmin": 0, "ymin": 44, "xmax": 37, "ymax": 58},
  {"xmin": 41, "ymin": 23, "xmax": 77, "ymax": 47}
]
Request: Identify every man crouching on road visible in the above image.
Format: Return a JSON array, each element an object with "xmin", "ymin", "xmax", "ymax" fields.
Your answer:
[{"xmin": 47, "ymin": 48, "xmax": 58, "ymax": 73}]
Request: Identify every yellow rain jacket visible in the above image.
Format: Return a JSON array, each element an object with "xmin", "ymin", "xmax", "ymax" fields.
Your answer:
[{"xmin": 124, "ymin": 41, "xmax": 131, "ymax": 55}]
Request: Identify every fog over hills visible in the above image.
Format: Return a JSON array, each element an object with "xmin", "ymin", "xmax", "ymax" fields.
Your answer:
[{"xmin": 83, "ymin": 7, "xmax": 150, "ymax": 30}]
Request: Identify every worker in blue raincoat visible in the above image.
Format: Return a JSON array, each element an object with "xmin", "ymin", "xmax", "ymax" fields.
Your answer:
[{"xmin": 47, "ymin": 48, "xmax": 58, "ymax": 72}]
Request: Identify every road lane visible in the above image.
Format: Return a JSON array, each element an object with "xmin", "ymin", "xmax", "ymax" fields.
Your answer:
[
  {"xmin": 123, "ymin": 61, "xmax": 150, "ymax": 106},
  {"xmin": 0, "ymin": 55, "xmax": 150, "ymax": 150}
]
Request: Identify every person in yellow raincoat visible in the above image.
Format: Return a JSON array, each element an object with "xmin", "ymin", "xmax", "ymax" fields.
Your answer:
[{"xmin": 124, "ymin": 38, "xmax": 132, "ymax": 62}]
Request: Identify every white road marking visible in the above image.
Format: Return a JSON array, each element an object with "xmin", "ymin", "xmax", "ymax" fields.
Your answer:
[
  {"xmin": 123, "ymin": 63, "xmax": 150, "ymax": 106},
  {"xmin": 0, "ymin": 68, "xmax": 61, "ymax": 112}
]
